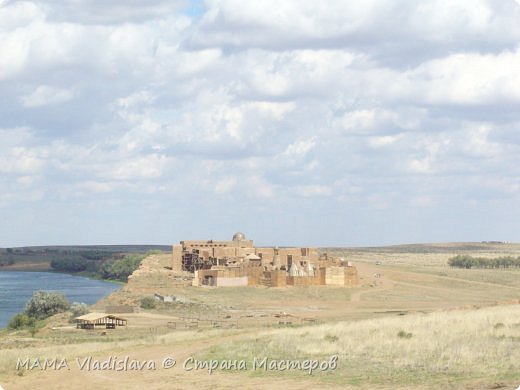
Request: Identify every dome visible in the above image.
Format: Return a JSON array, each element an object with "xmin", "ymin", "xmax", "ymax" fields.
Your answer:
[{"xmin": 232, "ymin": 232, "xmax": 246, "ymax": 241}]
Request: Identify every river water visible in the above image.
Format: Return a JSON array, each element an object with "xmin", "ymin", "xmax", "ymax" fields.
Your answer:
[{"xmin": 0, "ymin": 271, "xmax": 120, "ymax": 328}]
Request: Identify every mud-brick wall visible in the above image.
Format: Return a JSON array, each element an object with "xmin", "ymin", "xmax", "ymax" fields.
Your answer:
[
  {"xmin": 286, "ymin": 273, "xmax": 321, "ymax": 286},
  {"xmin": 316, "ymin": 269, "xmax": 325, "ymax": 285},
  {"xmin": 270, "ymin": 270, "xmax": 287, "ymax": 287},
  {"xmin": 172, "ymin": 244, "xmax": 183, "ymax": 271},
  {"xmin": 325, "ymin": 266, "xmax": 346, "ymax": 286},
  {"xmin": 344, "ymin": 266, "xmax": 358, "ymax": 286},
  {"xmin": 245, "ymin": 267, "xmax": 263, "ymax": 286}
]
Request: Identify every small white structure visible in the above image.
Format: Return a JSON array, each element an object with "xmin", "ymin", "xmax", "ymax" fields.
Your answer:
[{"xmin": 154, "ymin": 293, "xmax": 174, "ymax": 303}]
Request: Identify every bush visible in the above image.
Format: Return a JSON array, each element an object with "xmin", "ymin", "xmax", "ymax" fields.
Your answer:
[
  {"xmin": 140, "ymin": 297, "xmax": 156, "ymax": 309},
  {"xmin": 70, "ymin": 302, "xmax": 89, "ymax": 319},
  {"xmin": 25, "ymin": 291, "xmax": 71, "ymax": 320},
  {"xmin": 397, "ymin": 330, "xmax": 413, "ymax": 339},
  {"xmin": 8, "ymin": 313, "xmax": 36, "ymax": 330},
  {"xmin": 448, "ymin": 254, "xmax": 520, "ymax": 269}
]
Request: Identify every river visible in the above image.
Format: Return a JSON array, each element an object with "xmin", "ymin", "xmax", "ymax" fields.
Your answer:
[{"xmin": 0, "ymin": 271, "xmax": 120, "ymax": 328}]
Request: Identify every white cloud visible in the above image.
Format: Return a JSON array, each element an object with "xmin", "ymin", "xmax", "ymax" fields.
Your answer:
[
  {"xmin": 1, "ymin": 1, "xmax": 520, "ymax": 245},
  {"xmin": 337, "ymin": 109, "xmax": 400, "ymax": 134},
  {"xmin": 463, "ymin": 125, "xmax": 503, "ymax": 158},
  {"xmin": 283, "ymin": 138, "xmax": 316, "ymax": 157},
  {"xmin": 412, "ymin": 49, "xmax": 520, "ymax": 105},
  {"xmin": 404, "ymin": 137, "xmax": 450, "ymax": 174},
  {"xmin": 192, "ymin": 0, "xmax": 520, "ymax": 61},
  {"xmin": 116, "ymin": 90, "xmax": 156, "ymax": 109},
  {"xmin": 214, "ymin": 176, "xmax": 237, "ymax": 194},
  {"xmin": 76, "ymin": 181, "xmax": 117, "ymax": 194},
  {"xmin": 368, "ymin": 134, "xmax": 404, "ymax": 148},
  {"xmin": 407, "ymin": 159, "xmax": 433, "ymax": 174},
  {"xmin": 244, "ymin": 101, "xmax": 295, "ymax": 120},
  {"xmin": 0, "ymin": 1, "xmax": 45, "ymax": 31},
  {"xmin": 0, "ymin": 146, "xmax": 45, "ymax": 174},
  {"xmin": 245, "ymin": 176, "xmax": 275, "ymax": 199},
  {"xmin": 99, "ymin": 154, "xmax": 170, "ymax": 181},
  {"xmin": 295, "ymin": 185, "xmax": 332, "ymax": 198},
  {"xmin": 20, "ymin": 85, "xmax": 74, "ymax": 108}
]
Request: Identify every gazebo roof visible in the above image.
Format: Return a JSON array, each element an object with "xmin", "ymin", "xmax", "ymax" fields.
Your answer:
[{"xmin": 76, "ymin": 313, "xmax": 127, "ymax": 322}]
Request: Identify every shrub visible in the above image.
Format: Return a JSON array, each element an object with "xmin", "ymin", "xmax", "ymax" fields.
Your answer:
[
  {"xmin": 448, "ymin": 254, "xmax": 520, "ymax": 269},
  {"xmin": 140, "ymin": 297, "xmax": 156, "ymax": 309},
  {"xmin": 70, "ymin": 302, "xmax": 89, "ymax": 319},
  {"xmin": 25, "ymin": 291, "xmax": 71, "ymax": 320},
  {"xmin": 397, "ymin": 330, "xmax": 413, "ymax": 339},
  {"xmin": 8, "ymin": 313, "xmax": 36, "ymax": 330}
]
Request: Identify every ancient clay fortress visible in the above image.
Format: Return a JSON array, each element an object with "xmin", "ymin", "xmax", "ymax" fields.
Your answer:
[{"xmin": 172, "ymin": 232, "xmax": 358, "ymax": 287}]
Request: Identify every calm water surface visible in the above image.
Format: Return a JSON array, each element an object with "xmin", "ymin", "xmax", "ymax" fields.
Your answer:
[{"xmin": 0, "ymin": 271, "xmax": 120, "ymax": 328}]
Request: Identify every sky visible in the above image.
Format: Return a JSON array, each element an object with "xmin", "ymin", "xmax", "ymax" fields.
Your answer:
[{"xmin": 1, "ymin": 0, "xmax": 520, "ymax": 248}]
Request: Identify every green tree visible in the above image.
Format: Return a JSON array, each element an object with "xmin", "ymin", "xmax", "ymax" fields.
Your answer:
[
  {"xmin": 25, "ymin": 291, "xmax": 71, "ymax": 320},
  {"xmin": 8, "ymin": 313, "xmax": 36, "ymax": 329},
  {"xmin": 70, "ymin": 302, "xmax": 89, "ymax": 317},
  {"xmin": 69, "ymin": 302, "xmax": 89, "ymax": 322},
  {"xmin": 50, "ymin": 257, "xmax": 88, "ymax": 272},
  {"xmin": 100, "ymin": 254, "xmax": 144, "ymax": 281},
  {"xmin": 448, "ymin": 255, "xmax": 520, "ymax": 269}
]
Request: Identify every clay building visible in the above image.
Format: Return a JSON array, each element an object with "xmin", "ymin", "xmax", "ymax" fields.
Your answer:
[{"xmin": 172, "ymin": 232, "xmax": 358, "ymax": 288}]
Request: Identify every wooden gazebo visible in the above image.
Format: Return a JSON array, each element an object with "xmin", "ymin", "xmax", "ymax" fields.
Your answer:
[{"xmin": 75, "ymin": 313, "xmax": 127, "ymax": 330}]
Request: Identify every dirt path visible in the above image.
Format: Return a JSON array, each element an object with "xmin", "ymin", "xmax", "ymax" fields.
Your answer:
[{"xmin": 350, "ymin": 278, "xmax": 395, "ymax": 303}]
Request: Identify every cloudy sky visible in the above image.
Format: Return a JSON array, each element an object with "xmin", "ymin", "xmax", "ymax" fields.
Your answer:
[{"xmin": 1, "ymin": 0, "xmax": 520, "ymax": 247}]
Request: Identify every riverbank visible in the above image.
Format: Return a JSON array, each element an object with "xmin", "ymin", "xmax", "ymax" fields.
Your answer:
[
  {"xmin": 0, "ymin": 262, "xmax": 51, "ymax": 272},
  {"xmin": 0, "ymin": 265, "xmax": 125, "ymax": 287}
]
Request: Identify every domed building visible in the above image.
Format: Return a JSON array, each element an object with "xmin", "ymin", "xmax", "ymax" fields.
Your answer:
[
  {"xmin": 172, "ymin": 231, "xmax": 317, "ymax": 274},
  {"xmin": 232, "ymin": 232, "xmax": 246, "ymax": 242},
  {"xmin": 170, "ymin": 232, "xmax": 357, "ymax": 288}
]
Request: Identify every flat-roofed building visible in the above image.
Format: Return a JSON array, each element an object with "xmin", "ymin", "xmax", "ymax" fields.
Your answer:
[
  {"xmin": 173, "ymin": 232, "xmax": 318, "ymax": 272},
  {"xmin": 172, "ymin": 232, "xmax": 357, "ymax": 288}
]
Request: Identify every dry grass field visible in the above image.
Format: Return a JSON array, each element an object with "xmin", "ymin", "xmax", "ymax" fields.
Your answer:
[
  {"xmin": 197, "ymin": 305, "xmax": 520, "ymax": 388},
  {"xmin": 1, "ymin": 243, "xmax": 519, "ymax": 389}
]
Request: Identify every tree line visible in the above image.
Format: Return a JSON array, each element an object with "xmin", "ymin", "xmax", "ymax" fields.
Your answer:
[
  {"xmin": 448, "ymin": 254, "xmax": 520, "ymax": 269},
  {"xmin": 50, "ymin": 252, "xmax": 148, "ymax": 281}
]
